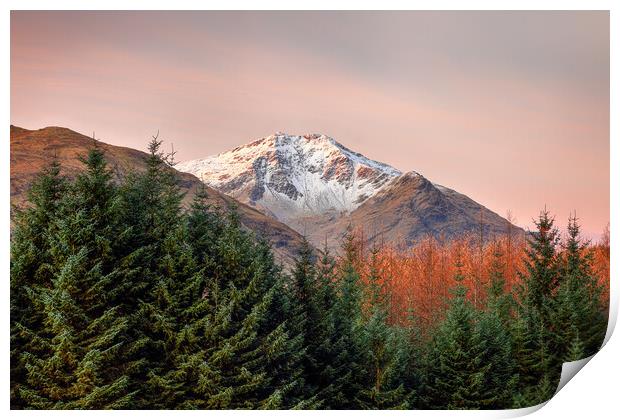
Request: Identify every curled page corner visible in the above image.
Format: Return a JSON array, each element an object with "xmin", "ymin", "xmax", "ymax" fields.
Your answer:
[
  {"xmin": 602, "ymin": 298, "xmax": 617, "ymax": 348},
  {"xmin": 554, "ymin": 355, "xmax": 595, "ymax": 396},
  {"xmin": 496, "ymin": 340, "xmax": 609, "ymax": 417},
  {"xmin": 490, "ymin": 356, "xmax": 596, "ymax": 419},
  {"xmin": 491, "ymin": 402, "xmax": 547, "ymax": 418}
]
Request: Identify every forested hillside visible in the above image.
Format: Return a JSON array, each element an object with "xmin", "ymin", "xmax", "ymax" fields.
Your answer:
[
  {"xmin": 10, "ymin": 125, "xmax": 311, "ymax": 267},
  {"xmin": 10, "ymin": 141, "xmax": 609, "ymax": 409}
]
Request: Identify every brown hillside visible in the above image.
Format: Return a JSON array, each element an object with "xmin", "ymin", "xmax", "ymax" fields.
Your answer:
[
  {"xmin": 311, "ymin": 172, "xmax": 524, "ymax": 249},
  {"xmin": 10, "ymin": 125, "xmax": 308, "ymax": 268}
]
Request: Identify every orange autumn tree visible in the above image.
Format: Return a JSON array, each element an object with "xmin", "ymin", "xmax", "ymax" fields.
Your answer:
[{"xmin": 340, "ymin": 221, "xmax": 608, "ymax": 335}]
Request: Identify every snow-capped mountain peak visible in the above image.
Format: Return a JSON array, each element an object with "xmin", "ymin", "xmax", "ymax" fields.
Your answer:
[{"xmin": 176, "ymin": 133, "xmax": 402, "ymax": 227}]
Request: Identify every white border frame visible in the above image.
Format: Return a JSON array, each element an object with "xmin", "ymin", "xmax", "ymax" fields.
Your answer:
[{"xmin": 3, "ymin": 2, "xmax": 617, "ymax": 419}]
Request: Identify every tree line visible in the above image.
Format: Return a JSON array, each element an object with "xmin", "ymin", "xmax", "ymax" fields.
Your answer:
[
  {"xmin": 10, "ymin": 140, "xmax": 609, "ymax": 409},
  {"xmin": 346, "ymin": 225, "xmax": 609, "ymax": 334}
]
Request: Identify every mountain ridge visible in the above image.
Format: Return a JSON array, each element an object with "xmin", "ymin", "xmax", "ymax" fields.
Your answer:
[
  {"xmin": 176, "ymin": 132, "xmax": 403, "ymax": 228},
  {"xmin": 177, "ymin": 132, "xmax": 524, "ymax": 249}
]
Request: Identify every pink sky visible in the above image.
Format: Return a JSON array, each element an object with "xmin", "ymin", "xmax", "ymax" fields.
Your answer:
[{"xmin": 10, "ymin": 11, "xmax": 609, "ymax": 239}]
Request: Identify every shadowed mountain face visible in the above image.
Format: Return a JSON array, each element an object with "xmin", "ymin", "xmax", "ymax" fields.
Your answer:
[
  {"xmin": 312, "ymin": 172, "xmax": 524, "ymax": 249},
  {"xmin": 10, "ymin": 125, "xmax": 310, "ymax": 268},
  {"xmin": 177, "ymin": 133, "xmax": 523, "ymax": 250}
]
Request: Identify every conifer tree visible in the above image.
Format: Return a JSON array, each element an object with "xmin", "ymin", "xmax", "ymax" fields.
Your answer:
[
  {"xmin": 566, "ymin": 329, "xmax": 585, "ymax": 362},
  {"xmin": 518, "ymin": 209, "xmax": 560, "ymax": 314},
  {"xmin": 10, "ymin": 160, "xmax": 67, "ymax": 408},
  {"xmin": 130, "ymin": 186, "xmax": 222, "ymax": 409},
  {"xmin": 112, "ymin": 134, "xmax": 186, "ymax": 408},
  {"xmin": 286, "ymin": 239, "xmax": 335, "ymax": 405},
  {"xmin": 325, "ymin": 230, "xmax": 367, "ymax": 408},
  {"xmin": 400, "ymin": 308, "xmax": 426, "ymax": 409},
  {"xmin": 551, "ymin": 215, "xmax": 607, "ymax": 360},
  {"xmin": 511, "ymin": 302, "xmax": 556, "ymax": 407},
  {"xmin": 252, "ymin": 237, "xmax": 308, "ymax": 409},
  {"xmin": 185, "ymin": 184, "xmax": 224, "ymax": 264},
  {"xmin": 158, "ymin": 183, "xmax": 225, "ymax": 407},
  {"xmin": 19, "ymin": 148, "xmax": 133, "ymax": 408},
  {"xmin": 140, "ymin": 219, "xmax": 210, "ymax": 409},
  {"xmin": 163, "ymin": 204, "xmax": 305, "ymax": 409},
  {"xmin": 511, "ymin": 209, "xmax": 562, "ymax": 407},
  {"xmin": 477, "ymin": 308, "xmax": 517, "ymax": 408},
  {"xmin": 424, "ymin": 248, "xmax": 495, "ymax": 409},
  {"xmin": 356, "ymin": 246, "xmax": 408, "ymax": 409},
  {"xmin": 306, "ymin": 240, "xmax": 342, "ymax": 407},
  {"xmin": 478, "ymin": 241, "xmax": 517, "ymax": 408}
]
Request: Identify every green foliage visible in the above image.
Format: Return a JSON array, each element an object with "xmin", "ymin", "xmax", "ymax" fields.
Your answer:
[
  {"xmin": 476, "ymin": 307, "xmax": 517, "ymax": 408},
  {"xmin": 286, "ymin": 239, "xmax": 324, "ymax": 404},
  {"xmin": 550, "ymin": 215, "xmax": 607, "ymax": 359},
  {"xmin": 355, "ymin": 246, "xmax": 409, "ymax": 409},
  {"xmin": 424, "ymin": 253, "xmax": 496, "ymax": 409},
  {"xmin": 112, "ymin": 136, "xmax": 186, "ymax": 407},
  {"xmin": 322, "ymin": 231, "xmax": 368, "ymax": 408},
  {"xmin": 510, "ymin": 305, "xmax": 556, "ymax": 407},
  {"xmin": 510, "ymin": 212, "xmax": 607, "ymax": 408},
  {"xmin": 518, "ymin": 209, "xmax": 561, "ymax": 313},
  {"xmin": 149, "ymin": 196, "xmax": 306, "ymax": 409},
  {"xmin": 510, "ymin": 210, "xmax": 562, "ymax": 408},
  {"xmin": 302, "ymin": 241, "xmax": 342, "ymax": 408},
  {"xmin": 480, "ymin": 242, "xmax": 518, "ymax": 407},
  {"xmin": 10, "ymin": 148, "xmax": 609, "ymax": 410},
  {"xmin": 18, "ymin": 148, "xmax": 133, "ymax": 408},
  {"xmin": 11, "ymin": 160, "xmax": 67, "ymax": 408}
]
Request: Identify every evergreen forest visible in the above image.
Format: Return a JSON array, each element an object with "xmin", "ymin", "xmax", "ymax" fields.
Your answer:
[{"xmin": 10, "ymin": 141, "xmax": 609, "ymax": 409}]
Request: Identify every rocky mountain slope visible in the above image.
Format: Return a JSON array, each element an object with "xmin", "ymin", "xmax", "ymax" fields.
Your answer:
[
  {"xmin": 316, "ymin": 172, "xmax": 523, "ymax": 249},
  {"xmin": 178, "ymin": 132, "xmax": 523, "ymax": 249},
  {"xmin": 10, "ymin": 126, "xmax": 310, "ymax": 267},
  {"xmin": 176, "ymin": 133, "xmax": 403, "ymax": 232}
]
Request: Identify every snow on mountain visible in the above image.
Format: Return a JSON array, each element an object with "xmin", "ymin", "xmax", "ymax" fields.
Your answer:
[{"xmin": 176, "ymin": 133, "xmax": 403, "ymax": 226}]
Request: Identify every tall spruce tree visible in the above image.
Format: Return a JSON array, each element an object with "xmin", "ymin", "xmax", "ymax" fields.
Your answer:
[
  {"xmin": 477, "ymin": 241, "xmax": 517, "ymax": 408},
  {"xmin": 487, "ymin": 241, "xmax": 514, "ymax": 325},
  {"xmin": 512, "ymin": 210, "xmax": 562, "ymax": 407},
  {"xmin": 159, "ymin": 205, "xmax": 305, "ymax": 409},
  {"xmin": 306, "ymin": 240, "xmax": 342, "ymax": 407},
  {"xmin": 511, "ymin": 305, "xmax": 556, "ymax": 407},
  {"xmin": 139, "ymin": 218, "xmax": 210, "ymax": 409},
  {"xmin": 518, "ymin": 209, "xmax": 561, "ymax": 314},
  {"xmin": 325, "ymin": 230, "xmax": 367, "ymax": 408},
  {"xmin": 550, "ymin": 215, "xmax": 607, "ymax": 361},
  {"xmin": 112, "ymin": 134, "xmax": 186, "ymax": 407},
  {"xmin": 287, "ymin": 239, "xmax": 329, "ymax": 404},
  {"xmin": 133, "ymin": 187, "xmax": 223, "ymax": 409},
  {"xmin": 401, "ymin": 308, "xmax": 426, "ymax": 409},
  {"xmin": 356, "ymin": 246, "xmax": 408, "ymax": 409},
  {"xmin": 10, "ymin": 160, "xmax": 67, "ymax": 408},
  {"xmin": 477, "ymin": 310, "xmax": 516, "ymax": 408},
  {"xmin": 424, "ymin": 248, "xmax": 495, "ymax": 409},
  {"xmin": 19, "ymin": 148, "xmax": 133, "ymax": 408}
]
